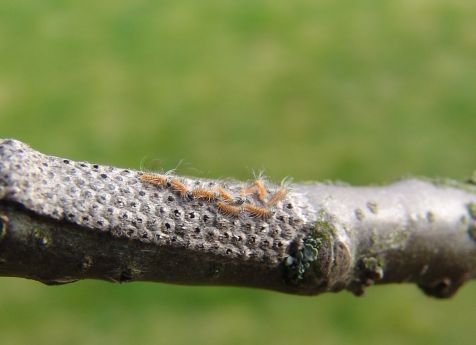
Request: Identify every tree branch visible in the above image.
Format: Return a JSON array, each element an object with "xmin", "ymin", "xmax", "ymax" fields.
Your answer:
[{"xmin": 0, "ymin": 139, "xmax": 475, "ymax": 298}]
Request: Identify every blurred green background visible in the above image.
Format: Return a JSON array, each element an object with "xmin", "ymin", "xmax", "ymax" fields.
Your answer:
[{"xmin": 1, "ymin": 0, "xmax": 476, "ymax": 344}]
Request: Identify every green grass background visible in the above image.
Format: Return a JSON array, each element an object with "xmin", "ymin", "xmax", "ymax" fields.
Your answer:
[{"xmin": 1, "ymin": 0, "xmax": 476, "ymax": 344}]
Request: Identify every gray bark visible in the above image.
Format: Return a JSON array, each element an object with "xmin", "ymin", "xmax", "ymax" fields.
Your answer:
[{"xmin": 0, "ymin": 138, "xmax": 475, "ymax": 298}]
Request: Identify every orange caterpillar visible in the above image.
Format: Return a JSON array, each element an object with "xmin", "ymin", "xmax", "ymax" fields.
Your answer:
[
  {"xmin": 266, "ymin": 187, "xmax": 288, "ymax": 206},
  {"xmin": 139, "ymin": 173, "xmax": 168, "ymax": 187},
  {"xmin": 240, "ymin": 178, "xmax": 268, "ymax": 203},
  {"xmin": 253, "ymin": 179, "xmax": 267, "ymax": 202},
  {"xmin": 191, "ymin": 188, "xmax": 218, "ymax": 202},
  {"xmin": 240, "ymin": 184, "xmax": 255, "ymax": 196},
  {"xmin": 170, "ymin": 178, "xmax": 189, "ymax": 197},
  {"xmin": 243, "ymin": 203, "xmax": 272, "ymax": 219},
  {"xmin": 215, "ymin": 186, "xmax": 234, "ymax": 203},
  {"xmin": 215, "ymin": 201, "xmax": 241, "ymax": 217}
]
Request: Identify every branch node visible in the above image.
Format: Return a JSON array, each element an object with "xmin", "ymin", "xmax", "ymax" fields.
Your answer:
[{"xmin": 418, "ymin": 278, "xmax": 464, "ymax": 299}]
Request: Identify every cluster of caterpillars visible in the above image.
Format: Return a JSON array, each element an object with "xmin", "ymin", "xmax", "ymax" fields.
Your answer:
[{"xmin": 139, "ymin": 173, "xmax": 288, "ymax": 220}]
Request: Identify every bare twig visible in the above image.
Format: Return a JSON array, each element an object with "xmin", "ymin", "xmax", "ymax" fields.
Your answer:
[{"xmin": 0, "ymin": 139, "xmax": 475, "ymax": 298}]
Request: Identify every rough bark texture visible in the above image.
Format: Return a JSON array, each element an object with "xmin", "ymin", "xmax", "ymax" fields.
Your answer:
[{"xmin": 0, "ymin": 138, "xmax": 475, "ymax": 298}]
